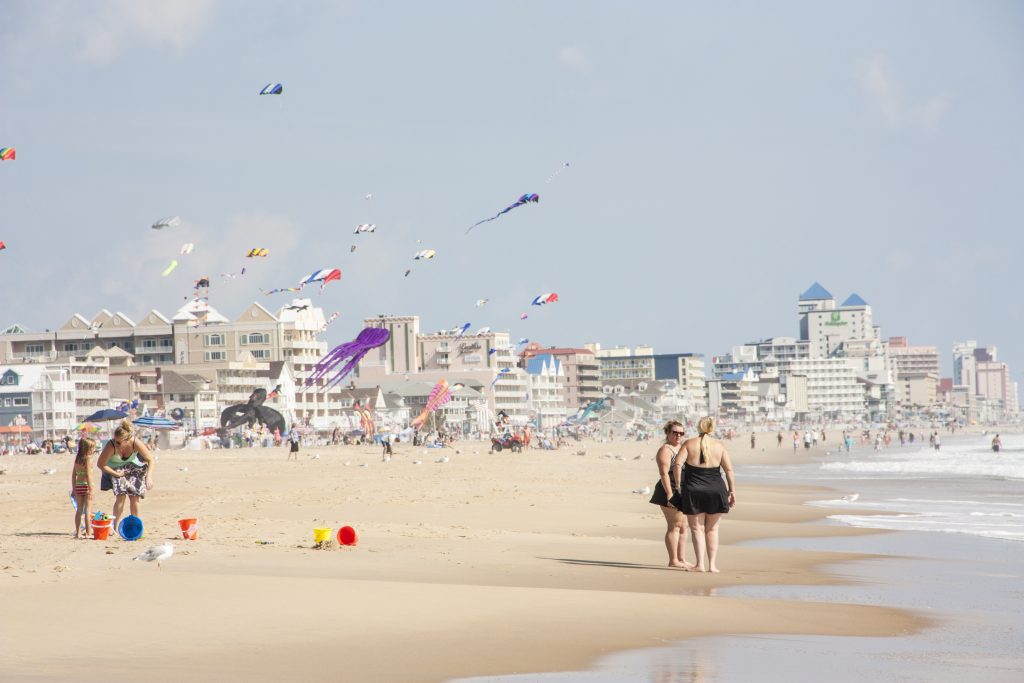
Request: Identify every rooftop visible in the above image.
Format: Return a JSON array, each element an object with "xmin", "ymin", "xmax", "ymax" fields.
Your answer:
[
  {"xmin": 841, "ymin": 293, "xmax": 869, "ymax": 307},
  {"xmin": 799, "ymin": 282, "xmax": 833, "ymax": 301}
]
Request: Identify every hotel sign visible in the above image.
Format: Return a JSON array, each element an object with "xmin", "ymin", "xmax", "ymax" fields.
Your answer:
[
  {"xmin": 458, "ymin": 342, "xmax": 482, "ymax": 354},
  {"xmin": 824, "ymin": 312, "xmax": 847, "ymax": 326}
]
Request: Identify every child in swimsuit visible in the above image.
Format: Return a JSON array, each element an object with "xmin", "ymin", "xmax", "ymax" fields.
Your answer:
[{"xmin": 71, "ymin": 437, "xmax": 96, "ymax": 538}]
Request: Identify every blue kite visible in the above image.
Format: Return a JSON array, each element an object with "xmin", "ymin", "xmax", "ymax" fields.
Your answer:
[{"xmin": 467, "ymin": 193, "xmax": 539, "ymax": 234}]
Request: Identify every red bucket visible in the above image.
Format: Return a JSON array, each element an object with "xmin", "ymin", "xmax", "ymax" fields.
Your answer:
[
  {"xmin": 92, "ymin": 519, "xmax": 111, "ymax": 541},
  {"xmin": 337, "ymin": 526, "xmax": 358, "ymax": 546},
  {"xmin": 178, "ymin": 518, "xmax": 198, "ymax": 540}
]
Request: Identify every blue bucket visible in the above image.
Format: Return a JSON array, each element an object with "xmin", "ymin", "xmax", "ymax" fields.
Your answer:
[{"xmin": 118, "ymin": 515, "xmax": 144, "ymax": 541}]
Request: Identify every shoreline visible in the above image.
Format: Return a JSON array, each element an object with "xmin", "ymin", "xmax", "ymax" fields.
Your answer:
[{"xmin": 1, "ymin": 439, "xmax": 929, "ymax": 682}]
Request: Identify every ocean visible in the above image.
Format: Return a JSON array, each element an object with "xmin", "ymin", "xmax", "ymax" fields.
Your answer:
[{"xmin": 452, "ymin": 433, "xmax": 1024, "ymax": 682}]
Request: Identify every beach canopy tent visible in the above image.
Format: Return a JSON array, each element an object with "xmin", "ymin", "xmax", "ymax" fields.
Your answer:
[
  {"xmin": 0, "ymin": 425, "xmax": 31, "ymax": 434},
  {"xmin": 84, "ymin": 409, "xmax": 129, "ymax": 422},
  {"xmin": 133, "ymin": 415, "xmax": 179, "ymax": 430}
]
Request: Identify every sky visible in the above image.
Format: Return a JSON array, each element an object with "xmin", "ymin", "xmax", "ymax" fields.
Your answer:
[{"xmin": 1, "ymin": 1, "xmax": 1021, "ymax": 384}]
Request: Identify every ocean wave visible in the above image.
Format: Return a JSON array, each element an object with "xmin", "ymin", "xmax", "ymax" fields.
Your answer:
[
  {"xmin": 819, "ymin": 456, "xmax": 1024, "ymax": 480},
  {"xmin": 829, "ymin": 514, "xmax": 1024, "ymax": 542}
]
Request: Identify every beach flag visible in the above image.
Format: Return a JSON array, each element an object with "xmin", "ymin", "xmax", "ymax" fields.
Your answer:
[{"xmin": 0, "ymin": 241, "xmax": 5, "ymax": 251}]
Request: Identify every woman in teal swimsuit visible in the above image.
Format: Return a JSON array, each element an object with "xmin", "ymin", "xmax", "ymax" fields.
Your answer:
[{"xmin": 97, "ymin": 419, "xmax": 156, "ymax": 535}]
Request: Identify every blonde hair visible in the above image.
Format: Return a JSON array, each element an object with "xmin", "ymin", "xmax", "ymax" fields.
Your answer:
[
  {"xmin": 697, "ymin": 417, "xmax": 714, "ymax": 464},
  {"xmin": 662, "ymin": 420, "xmax": 683, "ymax": 438},
  {"xmin": 75, "ymin": 436, "xmax": 96, "ymax": 465},
  {"xmin": 113, "ymin": 419, "xmax": 135, "ymax": 442}
]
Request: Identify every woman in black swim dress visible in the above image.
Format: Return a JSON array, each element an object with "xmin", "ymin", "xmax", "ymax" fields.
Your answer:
[
  {"xmin": 672, "ymin": 416, "xmax": 735, "ymax": 573},
  {"xmin": 648, "ymin": 420, "xmax": 694, "ymax": 569}
]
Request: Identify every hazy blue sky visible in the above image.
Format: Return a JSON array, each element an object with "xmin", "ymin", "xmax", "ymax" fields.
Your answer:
[{"xmin": 1, "ymin": 1, "xmax": 1021, "ymax": 382}]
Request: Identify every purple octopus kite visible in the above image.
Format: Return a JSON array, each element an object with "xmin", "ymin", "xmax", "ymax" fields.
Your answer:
[{"xmin": 305, "ymin": 327, "xmax": 390, "ymax": 391}]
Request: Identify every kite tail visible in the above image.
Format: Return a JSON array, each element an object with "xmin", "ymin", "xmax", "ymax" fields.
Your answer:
[
  {"xmin": 410, "ymin": 409, "xmax": 430, "ymax": 430},
  {"xmin": 320, "ymin": 350, "xmax": 371, "ymax": 392}
]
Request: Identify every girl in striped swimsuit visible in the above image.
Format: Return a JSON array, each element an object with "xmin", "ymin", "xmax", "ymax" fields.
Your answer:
[{"xmin": 71, "ymin": 437, "xmax": 96, "ymax": 538}]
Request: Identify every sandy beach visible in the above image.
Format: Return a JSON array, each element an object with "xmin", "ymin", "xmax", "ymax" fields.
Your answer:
[{"xmin": 0, "ymin": 438, "xmax": 925, "ymax": 682}]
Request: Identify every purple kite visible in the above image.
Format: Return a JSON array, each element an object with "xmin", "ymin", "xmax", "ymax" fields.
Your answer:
[
  {"xmin": 305, "ymin": 327, "xmax": 390, "ymax": 391},
  {"xmin": 467, "ymin": 193, "xmax": 539, "ymax": 234}
]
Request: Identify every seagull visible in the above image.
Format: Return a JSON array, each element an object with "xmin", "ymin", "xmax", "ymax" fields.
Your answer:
[
  {"xmin": 42, "ymin": 468, "xmax": 56, "ymax": 475},
  {"xmin": 412, "ymin": 460, "xmax": 422, "ymax": 465},
  {"xmin": 177, "ymin": 466, "xmax": 189, "ymax": 472},
  {"xmin": 632, "ymin": 486, "xmax": 652, "ymax": 495},
  {"xmin": 841, "ymin": 493, "xmax": 859, "ymax": 502},
  {"xmin": 436, "ymin": 456, "xmax": 449, "ymax": 464},
  {"xmin": 133, "ymin": 542, "xmax": 174, "ymax": 569},
  {"xmin": 310, "ymin": 454, "xmax": 320, "ymax": 460}
]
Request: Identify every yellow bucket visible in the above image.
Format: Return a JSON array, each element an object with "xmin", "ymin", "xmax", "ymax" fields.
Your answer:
[{"xmin": 313, "ymin": 527, "xmax": 332, "ymax": 543}]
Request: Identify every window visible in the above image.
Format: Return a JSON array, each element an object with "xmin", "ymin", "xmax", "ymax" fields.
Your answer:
[
  {"xmin": 63, "ymin": 342, "xmax": 81, "ymax": 352},
  {"xmin": 142, "ymin": 339, "xmax": 159, "ymax": 349},
  {"xmin": 250, "ymin": 349, "xmax": 271, "ymax": 359},
  {"xmin": 26, "ymin": 343, "xmax": 44, "ymax": 354},
  {"xmin": 3, "ymin": 398, "xmax": 10, "ymax": 406},
  {"xmin": 204, "ymin": 351, "xmax": 227, "ymax": 361},
  {"xmin": 13, "ymin": 398, "xmax": 29, "ymax": 406},
  {"xmin": 205, "ymin": 334, "xmax": 225, "ymax": 347},
  {"xmin": 239, "ymin": 333, "xmax": 269, "ymax": 346}
]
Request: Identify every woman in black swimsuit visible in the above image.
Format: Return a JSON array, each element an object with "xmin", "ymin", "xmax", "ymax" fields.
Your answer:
[
  {"xmin": 648, "ymin": 420, "xmax": 694, "ymax": 569},
  {"xmin": 673, "ymin": 417, "xmax": 735, "ymax": 573}
]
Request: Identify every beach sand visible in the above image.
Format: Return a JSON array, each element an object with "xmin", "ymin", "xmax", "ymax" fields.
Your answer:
[{"xmin": 0, "ymin": 437, "xmax": 925, "ymax": 682}]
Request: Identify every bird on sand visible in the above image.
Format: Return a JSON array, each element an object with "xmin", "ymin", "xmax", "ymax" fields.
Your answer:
[{"xmin": 133, "ymin": 542, "xmax": 174, "ymax": 568}]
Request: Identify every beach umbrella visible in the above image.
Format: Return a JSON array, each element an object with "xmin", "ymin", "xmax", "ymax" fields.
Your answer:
[
  {"xmin": 132, "ymin": 415, "xmax": 179, "ymax": 430},
  {"xmin": 75, "ymin": 422, "xmax": 101, "ymax": 433},
  {"xmin": 84, "ymin": 409, "xmax": 129, "ymax": 422}
]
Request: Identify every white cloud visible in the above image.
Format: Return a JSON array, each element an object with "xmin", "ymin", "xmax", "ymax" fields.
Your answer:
[
  {"xmin": 858, "ymin": 55, "xmax": 952, "ymax": 131},
  {"xmin": 76, "ymin": 0, "xmax": 216, "ymax": 64},
  {"xmin": 0, "ymin": 0, "xmax": 215, "ymax": 67},
  {"xmin": 557, "ymin": 45, "xmax": 591, "ymax": 74}
]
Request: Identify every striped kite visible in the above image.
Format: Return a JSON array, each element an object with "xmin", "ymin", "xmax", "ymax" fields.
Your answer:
[
  {"xmin": 531, "ymin": 292, "xmax": 558, "ymax": 306},
  {"xmin": 0, "ymin": 148, "xmax": 15, "ymax": 161},
  {"xmin": 300, "ymin": 268, "xmax": 341, "ymax": 293},
  {"xmin": 259, "ymin": 83, "xmax": 283, "ymax": 95},
  {"xmin": 247, "ymin": 248, "xmax": 269, "ymax": 258}
]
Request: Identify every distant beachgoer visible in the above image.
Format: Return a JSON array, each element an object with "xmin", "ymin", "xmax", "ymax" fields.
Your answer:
[
  {"xmin": 71, "ymin": 437, "xmax": 96, "ymax": 538},
  {"xmin": 933, "ymin": 432, "xmax": 941, "ymax": 451},
  {"xmin": 803, "ymin": 431, "xmax": 812, "ymax": 450},
  {"xmin": 844, "ymin": 433, "xmax": 853, "ymax": 453},
  {"xmin": 96, "ymin": 419, "xmax": 155, "ymax": 535},
  {"xmin": 673, "ymin": 417, "xmax": 735, "ymax": 573},
  {"xmin": 812, "ymin": 431, "xmax": 819, "ymax": 447},
  {"xmin": 750, "ymin": 433, "xmax": 756, "ymax": 449},
  {"xmin": 648, "ymin": 420, "xmax": 693, "ymax": 569},
  {"xmin": 777, "ymin": 432, "xmax": 783, "ymax": 448},
  {"xmin": 792, "ymin": 431, "xmax": 799, "ymax": 452},
  {"xmin": 288, "ymin": 429, "xmax": 300, "ymax": 460},
  {"xmin": 874, "ymin": 434, "xmax": 882, "ymax": 451},
  {"xmin": 992, "ymin": 434, "xmax": 1002, "ymax": 453}
]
